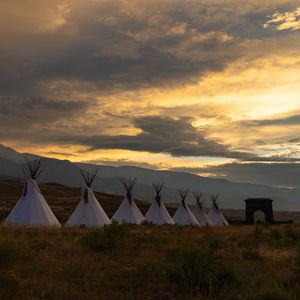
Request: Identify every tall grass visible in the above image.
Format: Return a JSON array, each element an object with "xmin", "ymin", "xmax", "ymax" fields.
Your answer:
[
  {"xmin": 0, "ymin": 225, "xmax": 299, "ymax": 299},
  {"xmin": 81, "ymin": 223, "xmax": 130, "ymax": 253},
  {"xmin": 164, "ymin": 244, "xmax": 236, "ymax": 299},
  {"xmin": 0, "ymin": 241, "xmax": 25, "ymax": 268}
]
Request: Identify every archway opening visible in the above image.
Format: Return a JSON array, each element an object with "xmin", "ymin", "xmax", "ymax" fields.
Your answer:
[{"xmin": 253, "ymin": 210, "xmax": 266, "ymax": 224}]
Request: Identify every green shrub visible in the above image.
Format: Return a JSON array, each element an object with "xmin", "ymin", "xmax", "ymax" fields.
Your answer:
[
  {"xmin": 250, "ymin": 286, "xmax": 291, "ymax": 300},
  {"xmin": 0, "ymin": 242, "xmax": 25, "ymax": 268},
  {"xmin": 238, "ymin": 238, "xmax": 252, "ymax": 248},
  {"xmin": 250, "ymin": 225, "xmax": 270, "ymax": 246},
  {"xmin": 129, "ymin": 261, "xmax": 159, "ymax": 288},
  {"xmin": 208, "ymin": 235, "xmax": 222, "ymax": 254},
  {"xmin": 28, "ymin": 238, "xmax": 50, "ymax": 251},
  {"xmin": 242, "ymin": 248, "xmax": 262, "ymax": 261},
  {"xmin": 253, "ymin": 225, "xmax": 264, "ymax": 239},
  {"xmin": 285, "ymin": 227, "xmax": 300, "ymax": 241},
  {"xmin": 81, "ymin": 223, "xmax": 130, "ymax": 253},
  {"xmin": 164, "ymin": 244, "xmax": 236, "ymax": 299},
  {"xmin": 0, "ymin": 270, "xmax": 21, "ymax": 297},
  {"xmin": 270, "ymin": 229, "xmax": 282, "ymax": 241},
  {"xmin": 292, "ymin": 247, "xmax": 300, "ymax": 275}
]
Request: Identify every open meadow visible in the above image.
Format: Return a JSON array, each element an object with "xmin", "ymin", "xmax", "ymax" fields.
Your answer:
[
  {"xmin": 2, "ymin": 180, "xmax": 300, "ymax": 299},
  {"xmin": 1, "ymin": 225, "xmax": 300, "ymax": 299}
]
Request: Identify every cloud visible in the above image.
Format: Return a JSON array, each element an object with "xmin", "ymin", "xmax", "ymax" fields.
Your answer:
[
  {"xmin": 246, "ymin": 111, "xmax": 300, "ymax": 126},
  {"xmin": 287, "ymin": 138, "xmax": 300, "ymax": 144},
  {"xmin": 0, "ymin": 0, "xmax": 299, "ymax": 166},
  {"xmin": 45, "ymin": 151, "xmax": 80, "ymax": 157},
  {"xmin": 0, "ymin": 96, "xmax": 89, "ymax": 124},
  {"xmin": 1, "ymin": 1, "xmax": 235, "ymax": 94},
  {"xmin": 0, "ymin": 96, "xmax": 92, "ymax": 143},
  {"xmin": 44, "ymin": 115, "xmax": 271, "ymax": 160},
  {"xmin": 173, "ymin": 162, "xmax": 300, "ymax": 189},
  {"xmin": 2, "ymin": 0, "xmax": 297, "ymax": 97},
  {"xmin": 80, "ymin": 158, "xmax": 159, "ymax": 170},
  {"xmin": 258, "ymin": 114, "xmax": 300, "ymax": 126},
  {"xmin": 47, "ymin": 116, "xmax": 227, "ymax": 154},
  {"xmin": 264, "ymin": 7, "xmax": 300, "ymax": 31}
]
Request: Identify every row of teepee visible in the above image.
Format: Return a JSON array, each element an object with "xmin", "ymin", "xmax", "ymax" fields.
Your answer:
[{"xmin": 4, "ymin": 159, "xmax": 228, "ymax": 227}]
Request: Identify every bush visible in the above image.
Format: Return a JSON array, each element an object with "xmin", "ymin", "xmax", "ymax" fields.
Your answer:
[
  {"xmin": 285, "ymin": 227, "xmax": 300, "ymax": 241},
  {"xmin": 242, "ymin": 248, "xmax": 262, "ymax": 261},
  {"xmin": 0, "ymin": 242, "xmax": 25, "ymax": 269},
  {"xmin": 270, "ymin": 229, "xmax": 282, "ymax": 241},
  {"xmin": 28, "ymin": 238, "xmax": 50, "ymax": 251},
  {"xmin": 253, "ymin": 225, "xmax": 264, "ymax": 239},
  {"xmin": 208, "ymin": 235, "xmax": 222, "ymax": 255},
  {"xmin": 250, "ymin": 286, "xmax": 291, "ymax": 300},
  {"xmin": 81, "ymin": 223, "xmax": 130, "ymax": 253},
  {"xmin": 292, "ymin": 247, "xmax": 300, "ymax": 275},
  {"xmin": 164, "ymin": 244, "xmax": 236, "ymax": 299},
  {"xmin": 129, "ymin": 261, "xmax": 159, "ymax": 288},
  {"xmin": 0, "ymin": 270, "xmax": 21, "ymax": 297}
]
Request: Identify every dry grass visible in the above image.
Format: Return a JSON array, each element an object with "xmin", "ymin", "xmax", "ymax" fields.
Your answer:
[
  {"xmin": 1, "ymin": 180, "xmax": 300, "ymax": 299},
  {"xmin": 0, "ymin": 225, "xmax": 299, "ymax": 299}
]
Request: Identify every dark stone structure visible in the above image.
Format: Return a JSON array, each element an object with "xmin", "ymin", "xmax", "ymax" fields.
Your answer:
[{"xmin": 245, "ymin": 198, "xmax": 274, "ymax": 225}]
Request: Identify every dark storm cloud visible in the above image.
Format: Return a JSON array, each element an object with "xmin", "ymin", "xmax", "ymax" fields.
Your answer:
[
  {"xmin": 0, "ymin": 0, "xmax": 299, "ymax": 161},
  {"xmin": 0, "ymin": 96, "xmax": 89, "ymax": 122},
  {"xmin": 253, "ymin": 113, "xmax": 300, "ymax": 126},
  {"xmin": 44, "ymin": 115, "xmax": 263, "ymax": 160},
  {"xmin": 2, "ymin": 0, "xmax": 297, "ymax": 96},
  {"xmin": 288, "ymin": 138, "xmax": 300, "ymax": 144},
  {"xmin": 172, "ymin": 162, "xmax": 300, "ymax": 189},
  {"xmin": 1, "ymin": 26, "xmax": 235, "ymax": 94},
  {"xmin": 18, "ymin": 114, "xmax": 298, "ymax": 161},
  {"xmin": 0, "ymin": 96, "xmax": 92, "ymax": 142}
]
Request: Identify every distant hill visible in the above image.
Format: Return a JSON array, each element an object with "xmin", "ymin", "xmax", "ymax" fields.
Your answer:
[
  {"xmin": 0, "ymin": 144, "xmax": 299, "ymax": 211},
  {"xmin": 0, "ymin": 144, "xmax": 39, "ymax": 162},
  {"xmin": 1, "ymin": 180, "xmax": 300, "ymax": 224}
]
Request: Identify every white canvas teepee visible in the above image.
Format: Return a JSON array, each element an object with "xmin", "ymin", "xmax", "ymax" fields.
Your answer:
[
  {"xmin": 145, "ymin": 183, "xmax": 174, "ymax": 225},
  {"xmin": 173, "ymin": 189, "xmax": 199, "ymax": 225},
  {"xmin": 192, "ymin": 192, "xmax": 213, "ymax": 226},
  {"xmin": 112, "ymin": 178, "xmax": 144, "ymax": 224},
  {"xmin": 207, "ymin": 195, "xmax": 229, "ymax": 226},
  {"xmin": 5, "ymin": 159, "xmax": 61, "ymax": 227},
  {"xmin": 66, "ymin": 169, "xmax": 111, "ymax": 227}
]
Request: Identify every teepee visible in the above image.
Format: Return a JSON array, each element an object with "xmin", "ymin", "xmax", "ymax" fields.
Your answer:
[
  {"xmin": 5, "ymin": 159, "xmax": 61, "ymax": 227},
  {"xmin": 66, "ymin": 168, "xmax": 111, "ymax": 227},
  {"xmin": 173, "ymin": 189, "xmax": 199, "ymax": 225},
  {"xmin": 207, "ymin": 194, "xmax": 229, "ymax": 226},
  {"xmin": 192, "ymin": 192, "xmax": 213, "ymax": 226},
  {"xmin": 112, "ymin": 178, "xmax": 144, "ymax": 224},
  {"xmin": 145, "ymin": 183, "xmax": 174, "ymax": 225}
]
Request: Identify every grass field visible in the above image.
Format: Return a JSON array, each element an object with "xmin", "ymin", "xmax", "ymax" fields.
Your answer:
[
  {"xmin": 1, "ymin": 225, "xmax": 300, "ymax": 299},
  {"xmin": 2, "ymin": 180, "xmax": 300, "ymax": 299}
]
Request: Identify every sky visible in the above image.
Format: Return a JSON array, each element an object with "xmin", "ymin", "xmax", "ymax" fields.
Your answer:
[{"xmin": 0, "ymin": 0, "xmax": 300, "ymax": 188}]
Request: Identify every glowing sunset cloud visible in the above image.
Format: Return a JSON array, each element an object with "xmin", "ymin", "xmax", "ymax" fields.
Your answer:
[{"xmin": 0, "ymin": 0, "xmax": 299, "ymax": 187}]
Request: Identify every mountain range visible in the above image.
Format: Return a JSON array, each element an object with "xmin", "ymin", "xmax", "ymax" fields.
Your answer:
[{"xmin": 0, "ymin": 144, "xmax": 299, "ymax": 211}]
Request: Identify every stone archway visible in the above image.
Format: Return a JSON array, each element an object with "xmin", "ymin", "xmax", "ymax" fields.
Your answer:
[{"xmin": 245, "ymin": 198, "xmax": 274, "ymax": 225}]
